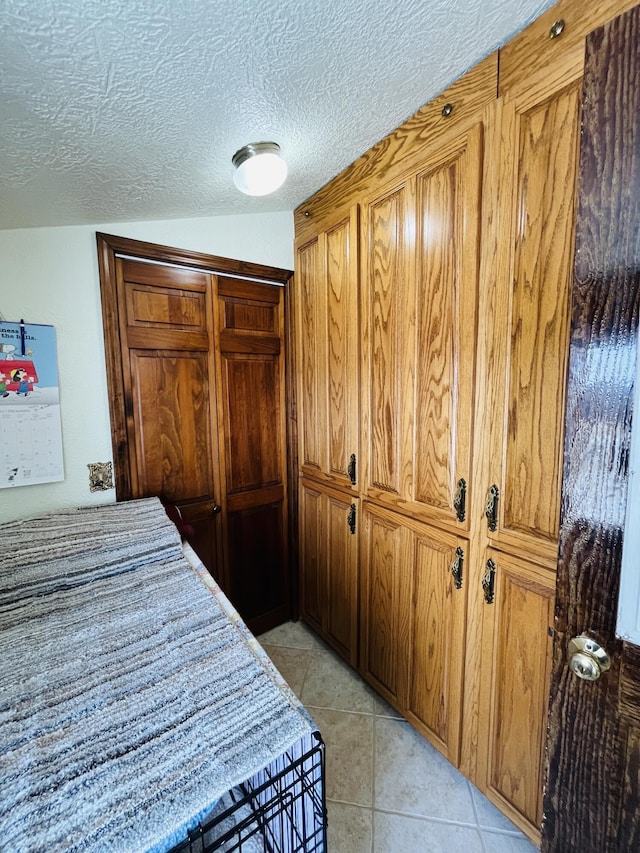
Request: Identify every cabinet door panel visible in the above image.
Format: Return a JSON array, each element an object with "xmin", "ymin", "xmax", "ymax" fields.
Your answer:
[
  {"xmin": 299, "ymin": 481, "xmax": 324, "ymax": 633},
  {"xmin": 413, "ymin": 127, "xmax": 482, "ymax": 526},
  {"xmin": 406, "ymin": 528, "xmax": 467, "ymax": 766},
  {"xmin": 482, "ymin": 549, "xmax": 554, "ymax": 838},
  {"xmin": 363, "ymin": 184, "xmax": 413, "ymax": 501},
  {"xmin": 360, "ymin": 503, "xmax": 410, "ymax": 705},
  {"xmin": 326, "ymin": 214, "xmax": 359, "ymax": 484},
  {"xmin": 297, "ymin": 235, "xmax": 324, "ymax": 475},
  {"xmin": 362, "ymin": 126, "xmax": 483, "ymax": 532},
  {"xmin": 299, "ymin": 479, "xmax": 359, "ymax": 665},
  {"xmin": 325, "ymin": 490, "xmax": 359, "ymax": 662},
  {"xmin": 295, "ymin": 207, "xmax": 359, "ymax": 490},
  {"xmin": 491, "ymin": 79, "xmax": 581, "ymax": 561}
]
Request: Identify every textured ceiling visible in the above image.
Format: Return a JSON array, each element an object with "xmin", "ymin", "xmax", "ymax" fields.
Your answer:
[{"xmin": 1, "ymin": 0, "xmax": 555, "ymax": 230}]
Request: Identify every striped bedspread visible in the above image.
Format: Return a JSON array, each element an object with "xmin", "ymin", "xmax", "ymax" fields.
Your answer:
[{"xmin": 0, "ymin": 498, "xmax": 313, "ymax": 852}]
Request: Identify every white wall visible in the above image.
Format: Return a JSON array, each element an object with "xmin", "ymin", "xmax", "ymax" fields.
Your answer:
[{"xmin": 0, "ymin": 211, "xmax": 294, "ymax": 522}]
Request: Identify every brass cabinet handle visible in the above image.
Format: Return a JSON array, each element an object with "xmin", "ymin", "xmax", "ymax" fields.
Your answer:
[
  {"xmin": 453, "ymin": 478, "xmax": 467, "ymax": 523},
  {"xmin": 347, "ymin": 503, "xmax": 357, "ymax": 535},
  {"xmin": 485, "ymin": 484, "xmax": 499, "ymax": 532},
  {"xmin": 483, "ymin": 558, "xmax": 496, "ymax": 604},
  {"xmin": 451, "ymin": 546, "xmax": 464, "ymax": 589}
]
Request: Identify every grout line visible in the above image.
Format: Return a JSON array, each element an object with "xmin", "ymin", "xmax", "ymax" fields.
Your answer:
[
  {"xmin": 303, "ymin": 703, "xmax": 375, "ymax": 715},
  {"xmin": 371, "ymin": 691, "xmax": 376, "ymax": 853},
  {"xmin": 371, "ymin": 805, "xmax": 481, "ymax": 829}
]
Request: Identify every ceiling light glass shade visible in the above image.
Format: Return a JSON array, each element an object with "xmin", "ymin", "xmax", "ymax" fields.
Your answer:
[{"xmin": 232, "ymin": 142, "xmax": 288, "ymax": 196}]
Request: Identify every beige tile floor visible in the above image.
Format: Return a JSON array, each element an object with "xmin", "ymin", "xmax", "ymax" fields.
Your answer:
[{"xmin": 257, "ymin": 620, "xmax": 539, "ymax": 853}]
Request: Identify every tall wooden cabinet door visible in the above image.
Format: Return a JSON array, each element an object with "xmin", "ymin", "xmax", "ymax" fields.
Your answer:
[
  {"xmin": 213, "ymin": 276, "xmax": 289, "ymax": 635},
  {"xmin": 361, "ymin": 123, "xmax": 485, "ymax": 532},
  {"xmin": 115, "ymin": 257, "xmax": 223, "ymax": 576},
  {"xmin": 478, "ymin": 549, "xmax": 554, "ymax": 842},
  {"xmin": 295, "ymin": 205, "xmax": 359, "ymax": 491},
  {"xmin": 487, "ymin": 36, "xmax": 584, "ymax": 567},
  {"xmin": 299, "ymin": 478, "xmax": 359, "ymax": 666}
]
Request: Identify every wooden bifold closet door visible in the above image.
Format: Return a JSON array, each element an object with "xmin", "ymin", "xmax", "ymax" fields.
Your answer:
[{"xmin": 97, "ymin": 233, "xmax": 291, "ymax": 635}]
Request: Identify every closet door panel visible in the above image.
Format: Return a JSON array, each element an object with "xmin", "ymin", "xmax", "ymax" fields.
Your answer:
[
  {"xmin": 215, "ymin": 277, "xmax": 289, "ymax": 634},
  {"xmin": 227, "ymin": 501, "xmax": 286, "ymax": 628},
  {"xmin": 129, "ymin": 350, "xmax": 213, "ymax": 501}
]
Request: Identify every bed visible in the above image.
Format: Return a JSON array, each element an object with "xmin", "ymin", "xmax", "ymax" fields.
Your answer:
[{"xmin": 0, "ymin": 497, "xmax": 326, "ymax": 852}]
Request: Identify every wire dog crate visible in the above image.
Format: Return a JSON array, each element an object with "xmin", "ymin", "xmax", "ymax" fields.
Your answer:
[{"xmin": 170, "ymin": 732, "xmax": 326, "ymax": 853}]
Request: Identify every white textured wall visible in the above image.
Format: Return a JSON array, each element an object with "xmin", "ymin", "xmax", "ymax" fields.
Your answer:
[{"xmin": 0, "ymin": 211, "xmax": 294, "ymax": 522}]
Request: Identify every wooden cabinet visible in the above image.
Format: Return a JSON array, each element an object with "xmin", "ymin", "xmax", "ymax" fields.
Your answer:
[
  {"xmin": 293, "ymin": 0, "xmax": 636, "ymax": 845},
  {"xmin": 299, "ymin": 478, "xmax": 358, "ymax": 665},
  {"xmin": 360, "ymin": 502, "xmax": 468, "ymax": 766}
]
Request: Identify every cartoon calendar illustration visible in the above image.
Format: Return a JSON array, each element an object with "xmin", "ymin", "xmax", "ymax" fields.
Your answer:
[{"xmin": 0, "ymin": 321, "xmax": 64, "ymax": 488}]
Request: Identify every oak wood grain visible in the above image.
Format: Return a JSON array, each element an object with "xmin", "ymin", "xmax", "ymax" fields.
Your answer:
[
  {"xmin": 499, "ymin": 0, "xmax": 638, "ymax": 98},
  {"xmin": 294, "ymin": 54, "xmax": 498, "ymax": 238},
  {"xmin": 501, "ymin": 79, "xmax": 580, "ymax": 544}
]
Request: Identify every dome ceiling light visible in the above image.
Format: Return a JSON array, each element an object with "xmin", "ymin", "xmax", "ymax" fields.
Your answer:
[{"xmin": 232, "ymin": 141, "xmax": 288, "ymax": 196}]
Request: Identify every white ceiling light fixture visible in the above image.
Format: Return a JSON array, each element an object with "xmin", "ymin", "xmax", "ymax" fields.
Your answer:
[{"xmin": 232, "ymin": 141, "xmax": 288, "ymax": 196}]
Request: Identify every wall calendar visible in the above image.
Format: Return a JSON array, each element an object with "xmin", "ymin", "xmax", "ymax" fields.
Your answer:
[{"xmin": 0, "ymin": 321, "xmax": 64, "ymax": 488}]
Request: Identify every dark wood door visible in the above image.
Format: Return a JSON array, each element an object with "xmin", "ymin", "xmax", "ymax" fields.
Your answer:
[
  {"xmin": 543, "ymin": 6, "xmax": 640, "ymax": 852},
  {"xmin": 114, "ymin": 256, "xmax": 223, "ymax": 576},
  {"xmin": 97, "ymin": 234, "xmax": 292, "ymax": 634},
  {"xmin": 213, "ymin": 276, "xmax": 290, "ymax": 634}
]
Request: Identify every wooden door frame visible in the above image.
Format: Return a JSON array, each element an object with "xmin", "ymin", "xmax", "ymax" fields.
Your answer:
[{"xmin": 95, "ymin": 232, "xmax": 298, "ymax": 603}]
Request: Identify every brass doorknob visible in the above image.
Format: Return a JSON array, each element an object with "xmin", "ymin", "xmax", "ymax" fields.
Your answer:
[{"xmin": 568, "ymin": 635, "xmax": 610, "ymax": 681}]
